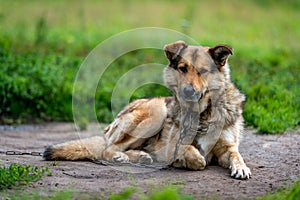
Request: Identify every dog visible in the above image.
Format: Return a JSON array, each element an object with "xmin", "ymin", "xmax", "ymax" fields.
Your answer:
[{"xmin": 44, "ymin": 41, "xmax": 251, "ymax": 179}]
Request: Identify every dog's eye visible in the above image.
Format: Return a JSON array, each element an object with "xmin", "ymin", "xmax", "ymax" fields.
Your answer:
[
  {"xmin": 198, "ymin": 68, "xmax": 208, "ymax": 75},
  {"xmin": 179, "ymin": 65, "xmax": 188, "ymax": 73}
]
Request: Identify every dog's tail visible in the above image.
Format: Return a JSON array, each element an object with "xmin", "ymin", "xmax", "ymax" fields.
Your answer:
[{"xmin": 43, "ymin": 136, "xmax": 106, "ymax": 161}]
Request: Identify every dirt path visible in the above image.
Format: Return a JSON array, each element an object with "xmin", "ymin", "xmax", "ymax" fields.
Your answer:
[{"xmin": 0, "ymin": 123, "xmax": 299, "ymax": 199}]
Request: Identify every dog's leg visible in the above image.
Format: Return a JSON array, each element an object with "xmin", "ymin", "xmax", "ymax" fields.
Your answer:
[
  {"xmin": 103, "ymin": 140, "xmax": 153, "ymax": 164},
  {"xmin": 125, "ymin": 150, "xmax": 153, "ymax": 164},
  {"xmin": 102, "ymin": 119, "xmax": 159, "ymax": 163},
  {"xmin": 103, "ymin": 130, "xmax": 155, "ymax": 164},
  {"xmin": 103, "ymin": 134, "xmax": 148, "ymax": 163},
  {"xmin": 217, "ymin": 145, "xmax": 251, "ymax": 179},
  {"xmin": 213, "ymin": 127, "xmax": 251, "ymax": 179},
  {"xmin": 228, "ymin": 149, "xmax": 251, "ymax": 179},
  {"xmin": 172, "ymin": 145, "xmax": 206, "ymax": 170},
  {"xmin": 103, "ymin": 98, "xmax": 167, "ymax": 163},
  {"xmin": 150, "ymin": 121, "xmax": 206, "ymax": 170},
  {"xmin": 103, "ymin": 144, "xmax": 130, "ymax": 163}
]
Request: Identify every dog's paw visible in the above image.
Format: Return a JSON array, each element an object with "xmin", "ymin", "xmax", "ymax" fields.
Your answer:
[
  {"xmin": 138, "ymin": 152, "xmax": 153, "ymax": 164},
  {"xmin": 230, "ymin": 164, "xmax": 251, "ymax": 179},
  {"xmin": 112, "ymin": 152, "xmax": 129, "ymax": 163},
  {"xmin": 173, "ymin": 146, "xmax": 206, "ymax": 170},
  {"xmin": 185, "ymin": 146, "xmax": 206, "ymax": 170},
  {"xmin": 187, "ymin": 154, "xmax": 206, "ymax": 170}
]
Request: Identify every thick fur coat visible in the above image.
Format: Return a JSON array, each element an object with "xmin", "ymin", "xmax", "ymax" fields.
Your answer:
[{"xmin": 44, "ymin": 41, "xmax": 251, "ymax": 179}]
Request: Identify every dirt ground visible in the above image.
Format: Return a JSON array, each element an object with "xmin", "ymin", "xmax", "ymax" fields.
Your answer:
[{"xmin": 0, "ymin": 123, "xmax": 299, "ymax": 199}]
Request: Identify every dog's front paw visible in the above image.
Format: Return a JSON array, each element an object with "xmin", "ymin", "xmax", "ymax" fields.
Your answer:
[
  {"xmin": 112, "ymin": 152, "xmax": 129, "ymax": 163},
  {"xmin": 138, "ymin": 152, "xmax": 153, "ymax": 164},
  {"xmin": 187, "ymin": 153, "xmax": 206, "ymax": 170},
  {"xmin": 173, "ymin": 145, "xmax": 206, "ymax": 170},
  {"xmin": 185, "ymin": 146, "xmax": 206, "ymax": 170},
  {"xmin": 230, "ymin": 164, "xmax": 251, "ymax": 179}
]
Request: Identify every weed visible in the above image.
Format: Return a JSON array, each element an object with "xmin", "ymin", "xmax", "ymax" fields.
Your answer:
[
  {"xmin": 52, "ymin": 161, "xmax": 58, "ymax": 167},
  {"xmin": 0, "ymin": 164, "xmax": 50, "ymax": 190},
  {"xmin": 109, "ymin": 186, "xmax": 193, "ymax": 200},
  {"xmin": 110, "ymin": 187, "xmax": 135, "ymax": 200},
  {"xmin": 5, "ymin": 190, "xmax": 74, "ymax": 200},
  {"xmin": 147, "ymin": 186, "xmax": 193, "ymax": 200},
  {"xmin": 256, "ymin": 181, "xmax": 300, "ymax": 200}
]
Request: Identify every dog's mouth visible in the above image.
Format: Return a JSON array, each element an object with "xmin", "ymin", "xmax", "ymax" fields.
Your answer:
[{"xmin": 179, "ymin": 86, "xmax": 206, "ymax": 102}]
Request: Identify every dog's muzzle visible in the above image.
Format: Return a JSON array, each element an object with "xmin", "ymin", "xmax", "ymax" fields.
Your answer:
[{"xmin": 181, "ymin": 86, "xmax": 205, "ymax": 102}]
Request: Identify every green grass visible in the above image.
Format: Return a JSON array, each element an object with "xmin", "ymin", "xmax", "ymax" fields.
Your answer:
[
  {"xmin": 110, "ymin": 186, "xmax": 193, "ymax": 200},
  {"xmin": 0, "ymin": 163, "xmax": 51, "ymax": 190},
  {"xmin": 256, "ymin": 181, "xmax": 300, "ymax": 200},
  {"xmin": 0, "ymin": 37, "xmax": 80, "ymax": 123},
  {"xmin": 2, "ymin": 181, "xmax": 300, "ymax": 199},
  {"xmin": 232, "ymin": 58, "xmax": 300, "ymax": 133},
  {"xmin": 4, "ymin": 190, "xmax": 75, "ymax": 200},
  {"xmin": 0, "ymin": 0, "xmax": 299, "ymax": 133},
  {"xmin": 3, "ymin": 185, "xmax": 193, "ymax": 200}
]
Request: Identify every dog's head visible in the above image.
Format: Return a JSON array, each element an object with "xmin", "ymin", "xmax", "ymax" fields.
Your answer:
[{"xmin": 163, "ymin": 41, "xmax": 233, "ymax": 106}]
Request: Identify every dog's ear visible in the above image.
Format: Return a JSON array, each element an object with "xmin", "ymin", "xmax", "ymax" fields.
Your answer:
[
  {"xmin": 208, "ymin": 45, "xmax": 233, "ymax": 68},
  {"xmin": 164, "ymin": 41, "xmax": 188, "ymax": 66}
]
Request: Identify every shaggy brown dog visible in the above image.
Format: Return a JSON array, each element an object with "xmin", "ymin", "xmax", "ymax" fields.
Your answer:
[{"xmin": 44, "ymin": 41, "xmax": 251, "ymax": 179}]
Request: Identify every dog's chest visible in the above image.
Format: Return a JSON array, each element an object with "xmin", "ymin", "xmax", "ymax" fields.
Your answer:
[
  {"xmin": 192, "ymin": 105, "xmax": 213, "ymax": 151},
  {"xmin": 196, "ymin": 104, "xmax": 211, "ymax": 134}
]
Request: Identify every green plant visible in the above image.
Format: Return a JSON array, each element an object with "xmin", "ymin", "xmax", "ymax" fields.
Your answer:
[
  {"xmin": 3, "ymin": 189, "xmax": 103, "ymax": 200},
  {"xmin": 232, "ymin": 58, "xmax": 300, "ymax": 133},
  {"xmin": 147, "ymin": 186, "xmax": 193, "ymax": 200},
  {"xmin": 110, "ymin": 187, "xmax": 135, "ymax": 200},
  {"xmin": 0, "ymin": 164, "xmax": 51, "ymax": 190},
  {"xmin": 52, "ymin": 161, "xmax": 58, "ymax": 167},
  {"xmin": 256, "ymin": 181, "xmax": 300, "ymax": 200},
  {"xmin": 0, "ymin": 36, "xmax": 81, "ymax": 123},
  {"xmin": 4, "ymin": 190, "xmax": 75, "ymax": 200},
  {"xmin": 0, "ymin": 0, "xmax": 299, "ymax": 133},
  {"xmin": 109, "ymin": 186, "xmax": 193, "ymax": 200}
]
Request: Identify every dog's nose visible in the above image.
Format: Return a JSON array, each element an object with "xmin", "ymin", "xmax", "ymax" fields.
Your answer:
[{"xmin": 183, "ymin": 86, "xmax": 195, "ymax": 97}]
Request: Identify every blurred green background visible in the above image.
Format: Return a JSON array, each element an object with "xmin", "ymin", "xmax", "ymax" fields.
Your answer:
[{"xmin": 0, "ymin": 0, "xmax": 299, "ymax": 133}]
